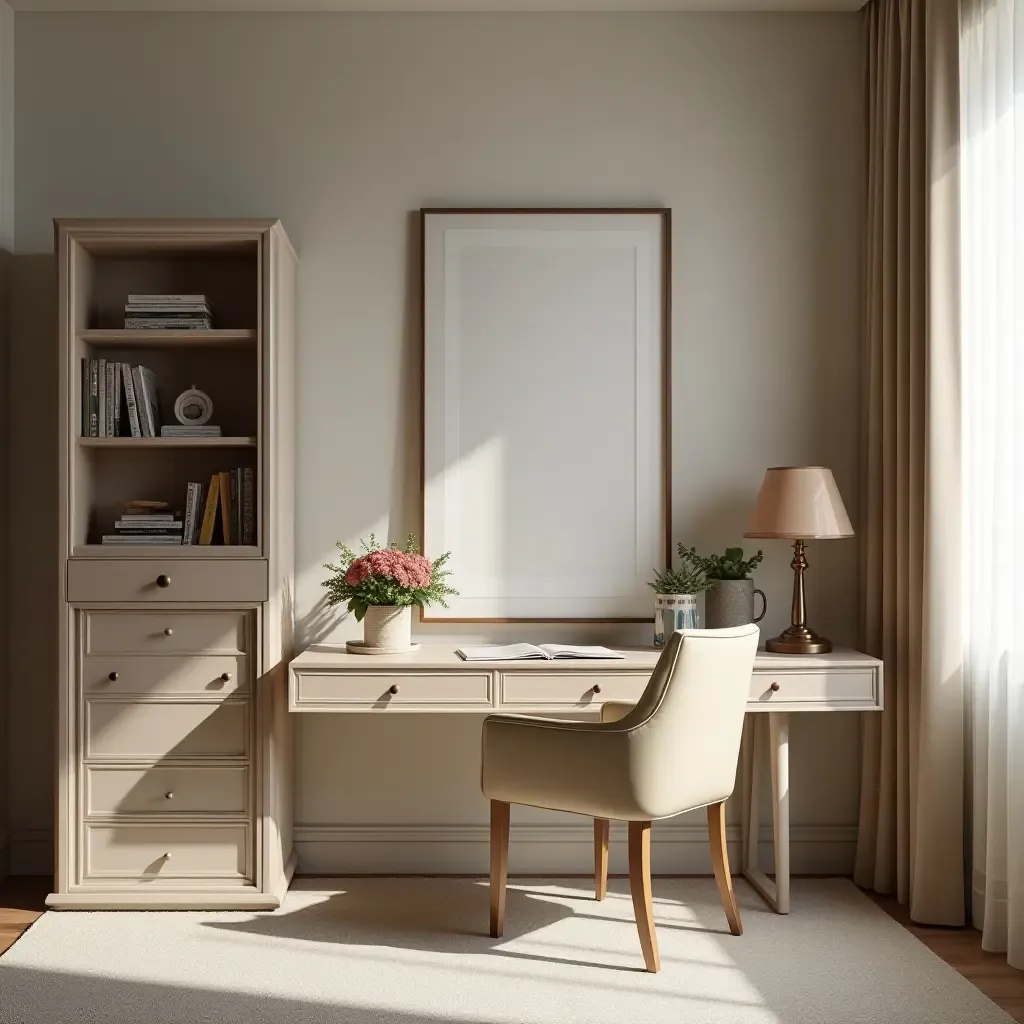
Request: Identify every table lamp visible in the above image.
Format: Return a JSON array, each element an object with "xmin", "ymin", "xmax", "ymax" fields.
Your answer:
[{"xmin": 744, "ymin": 466, "xmax": 853, "ymax": 655}]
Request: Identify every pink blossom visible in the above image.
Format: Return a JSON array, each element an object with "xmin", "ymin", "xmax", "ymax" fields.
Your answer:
[{"xmin": 345, "ymin": 549, "xmax": 432, "ymax": 590}]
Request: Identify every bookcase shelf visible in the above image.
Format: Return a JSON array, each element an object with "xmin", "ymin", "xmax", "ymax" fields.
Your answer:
[
  {"xmin": 77, "ymin": 436, "xmax": 257, "ymax": 448},
  {"xmin": 80, "ymin": 329, "xmax": 256, "ymax": 347},
  {"xmin": 72, "ymin": 544, "xmax": 262, "ymax": 558}
]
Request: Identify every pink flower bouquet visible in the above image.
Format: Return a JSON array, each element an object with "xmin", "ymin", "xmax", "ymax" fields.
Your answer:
[{"xmin": 322, "ymin": 533, "xmax": 457, "ymax": 621}]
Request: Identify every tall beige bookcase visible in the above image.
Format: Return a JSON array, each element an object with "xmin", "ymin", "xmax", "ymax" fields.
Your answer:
[{"xmin": 50, "ymin": 220, "xmax": 296, "ymax": 909}]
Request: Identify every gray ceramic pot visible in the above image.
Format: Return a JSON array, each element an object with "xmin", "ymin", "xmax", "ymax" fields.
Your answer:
[{"xmin": 704, "ymin": 579, "xmax": 767, "ymax": 629}]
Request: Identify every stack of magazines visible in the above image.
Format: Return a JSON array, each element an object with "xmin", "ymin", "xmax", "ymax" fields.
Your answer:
[
  {"xmin": 102, "ymin": 509, "xmax": 184, "ymax": 546},
  {"xmin": 125, "ymin": 294, "xmax": 212, "ymax": 330}
]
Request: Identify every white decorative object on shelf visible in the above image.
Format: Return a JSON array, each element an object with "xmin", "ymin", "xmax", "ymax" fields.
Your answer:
[{"xmin": 173, "ymin": 386, "xmax": 214, "ymax": 425}]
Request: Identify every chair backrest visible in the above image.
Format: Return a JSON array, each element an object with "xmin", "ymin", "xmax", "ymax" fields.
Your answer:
[{"xmin": 615, "ymin": 625, "xmax": 760, "ymax": 819}]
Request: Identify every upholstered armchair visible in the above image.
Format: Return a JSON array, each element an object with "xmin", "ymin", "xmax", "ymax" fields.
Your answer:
[{"xmin": 480, "ymin": 625, "xmax": 760, "ymax": 973}]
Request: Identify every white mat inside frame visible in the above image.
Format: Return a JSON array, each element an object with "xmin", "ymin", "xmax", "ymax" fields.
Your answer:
[{"xmin": 0, "ymin": 877, "xmax": 1012, "ymax": 1024}]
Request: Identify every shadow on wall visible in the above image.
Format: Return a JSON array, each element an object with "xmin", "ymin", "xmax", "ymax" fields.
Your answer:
[{"xmin": 7, "ymin": 254, "xmax": 60, "ymax": 852}]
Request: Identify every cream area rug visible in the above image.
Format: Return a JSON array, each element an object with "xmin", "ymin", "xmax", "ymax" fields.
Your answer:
[{"xmin": 0, "ymin": 877, "xmax": 1012, "ymax": 1024}]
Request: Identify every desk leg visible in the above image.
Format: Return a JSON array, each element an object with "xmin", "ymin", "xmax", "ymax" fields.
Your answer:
[{"xmin": 741, "ymin": 711, "xmax": 791, "ymax": 915}]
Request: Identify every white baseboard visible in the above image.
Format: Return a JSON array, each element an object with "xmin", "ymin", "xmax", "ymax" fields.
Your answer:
[
  {"xmin": 294, "ymin": 822, "xmax": 859, "ymax": 876},
  {"xmin": 9, "ymin": 823, "xmax": 859, "ymax": 878}
]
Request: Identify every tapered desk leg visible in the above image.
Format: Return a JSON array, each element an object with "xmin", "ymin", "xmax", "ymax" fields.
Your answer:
[
  {"xmin": 741, "ymin": 711, "xmax": 791, "ymax": 915},
  {"xmin": 769, "ymin": 712, "xmax": 791, "ymax": 914}
]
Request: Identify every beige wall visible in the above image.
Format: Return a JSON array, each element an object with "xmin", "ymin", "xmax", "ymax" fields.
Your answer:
[
  {"xmin": 9, "ymin": 11, "xmax": 864, "ymax": 873},
  {"xmin": 0, "ymin": 0, "xmax": 13, "ymax": 882}
]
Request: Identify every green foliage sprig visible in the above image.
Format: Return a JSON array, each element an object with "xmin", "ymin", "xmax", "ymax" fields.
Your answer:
[
  {"xmin": 678, "ymin": 544, "xmax": 764, "ymax": 581},
  {"xmin": 322, "ymin": 533, "xmax": 458, "ymax": 622}
]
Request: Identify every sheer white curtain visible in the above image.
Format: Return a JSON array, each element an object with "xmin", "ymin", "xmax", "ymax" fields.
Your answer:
[{"xmin": 960, "ymin": 0, "xmax": 1024, "ymax": 971}]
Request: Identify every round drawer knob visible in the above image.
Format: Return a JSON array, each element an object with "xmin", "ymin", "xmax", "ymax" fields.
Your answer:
[
  {"xmin": 163, "ymin": 627, "xmax": 174, "ymax": 637},
  {"xmin": 107, "ymin": 671, "xmax": 118, "ymax": 682},
  {"xmin": 220, "ymin": 672, "xmax": 232, "ymax": 682},
  {"xmin": 156, "ymin": 574, "xmax": 171, "ymax": 588},
  {"xmin": 164, "ymin": 792, "xmax": 174, "ymax": 800},
  {"xmin": 592, "ymin": 684, "xmax": 602, "ymax": 694},
  {"xmin": 388, "ymin": 684, "xmax": 400, "ymax": 695},
  {"xmin": 770, "ymin": 681, "xmax": 781, "ymax": 692},
  {"xmin": 163, "ymin": 852, "xmax": 172, "ymax": 860}
]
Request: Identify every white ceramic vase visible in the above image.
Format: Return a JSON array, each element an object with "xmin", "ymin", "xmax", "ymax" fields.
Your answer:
[
  {"xmin": 653, "ymin": 593, "xmax": 699, "ymax": 648},
  {"xmin": 362, "ymin": 605, "xmax": 413, "ymax": 651}
]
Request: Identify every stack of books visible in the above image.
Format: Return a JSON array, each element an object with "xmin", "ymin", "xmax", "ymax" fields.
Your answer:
[
  {"xmin": 81, "ymin": 360, "xmax": 160, "ymax": 437},
  {"xmin": 124, "ymin": 294, "xmax": 213, "ymax": 330},
  {"xmin": 102, "ymin": 509, "xmax": 184, "ymax": 546},
  {"xmin": 188, "ymin": 468, "xmax": 255, "ymax": 545},
  {"xmin": 160, "ymin": 424, "xmax": 222, "ymax": 438}
]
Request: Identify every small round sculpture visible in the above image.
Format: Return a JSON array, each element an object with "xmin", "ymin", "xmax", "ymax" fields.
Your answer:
[{"xmin": 173, "ymin": 386, "xmax": 214, "ymax": 426}]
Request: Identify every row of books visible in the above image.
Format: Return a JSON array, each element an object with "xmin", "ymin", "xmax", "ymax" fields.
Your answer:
[
  {"xmin": 124, "ymin": 294, "xmax": 213, "ymax": 330},
  {"xmin": 81, "ymin": 359, "xmax": 160, "ymax": 437},
  {"xmin": 100, "ymin": 470, "xmax": 255, "ymax": 546}
]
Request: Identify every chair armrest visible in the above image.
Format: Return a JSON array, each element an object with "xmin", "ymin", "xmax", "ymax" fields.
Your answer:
[{"xmin": 600, "ymin": 701, "xmax": 635, "ymax": 724}]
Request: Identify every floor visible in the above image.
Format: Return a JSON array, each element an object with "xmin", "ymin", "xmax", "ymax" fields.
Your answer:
[{"xmin": 1, "ymin": 877, "xmax": 1020, "ymax": 1022}]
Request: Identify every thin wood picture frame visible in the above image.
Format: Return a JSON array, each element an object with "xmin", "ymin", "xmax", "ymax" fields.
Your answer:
[{"xmin": 420, "ymin": 207, "xmax": 671, "ymax": 623}]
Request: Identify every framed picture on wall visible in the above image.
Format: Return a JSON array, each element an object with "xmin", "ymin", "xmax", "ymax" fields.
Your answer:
[{"xmin": 420, "ymin": 207, "xmax": 671, "ymax": 622}]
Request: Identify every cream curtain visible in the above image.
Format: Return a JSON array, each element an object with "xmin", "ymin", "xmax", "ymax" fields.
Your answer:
[
  {"xmin": 855, "ymin": 0, "xmax": 966, "ymax": 925},
  {"xmin": 960, "ymin": 0, "xmax": 1024, "ymax": 970}
]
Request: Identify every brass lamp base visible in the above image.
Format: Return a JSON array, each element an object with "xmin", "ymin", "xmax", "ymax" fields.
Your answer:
[
  {"xmin": 765, "ymin": 625, "xmax": 833, "ymax": 656},
  {"xmin": 766, "ymin": 538, "xmax": 833, "ymax": 655}
]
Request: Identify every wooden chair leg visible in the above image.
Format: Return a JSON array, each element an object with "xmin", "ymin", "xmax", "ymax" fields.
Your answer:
[
  {"xmin": 627, "ymin": 820, "xmax": 660, "ymax": 973},
  {"xmin": 489, "ymin": 799, "xmax": 510, "ymax": 938},
  {"xmin": 708, "ymin": 801, "xmax": 743, "ymax": 936},
  {"xmin": 594, "ymin": 819, "xmax": 609, "ymax": 901}
]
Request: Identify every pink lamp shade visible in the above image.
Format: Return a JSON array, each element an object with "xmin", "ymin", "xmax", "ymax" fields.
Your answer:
[{"xmin": 745, "ymin": 466, "xmax": 853, "ymax": 540}]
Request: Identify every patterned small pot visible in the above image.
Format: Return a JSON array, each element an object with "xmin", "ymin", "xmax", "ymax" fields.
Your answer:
[
  {"xmin": 362, "ymin": 605, "xmax": 413, "ymax": 650},
  {"xmin": 653, "ymin": 593, "xmax": 699, "ymax": 648}
]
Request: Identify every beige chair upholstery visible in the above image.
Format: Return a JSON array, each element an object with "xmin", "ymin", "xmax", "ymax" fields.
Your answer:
[{"xmin": 480, "ymin": 624, "xmax": 760, "ymax": 972}]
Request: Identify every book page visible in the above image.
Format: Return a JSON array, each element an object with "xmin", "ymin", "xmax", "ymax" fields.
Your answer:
[
  {"xmin": 454, "ymin": 644, "xmax": 546, "ymax": 661},
  {"xmin": 536, "ymin": 645, "xmax": 625, "ymax": 660}
]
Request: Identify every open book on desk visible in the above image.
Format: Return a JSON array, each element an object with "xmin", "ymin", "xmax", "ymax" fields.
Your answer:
[{"xmin": 454, "ymin": 643, "xmax": 625, "ymax": 662}]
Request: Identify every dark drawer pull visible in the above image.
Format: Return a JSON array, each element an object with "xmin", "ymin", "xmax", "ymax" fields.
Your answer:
[
  {"xmin": 770, "ymin": 681, "xmax": 781, "ymax": 692},
  {"xmin": 221, "ymin": 672, "xmax": 232, "ymax": 682},
  {"xmin": 592, "ymin": 684, "xmax": 602, "ymax": 694},
  {"xmin": 156, "ymin": 574, "xmax": 171, "ymax": 588},
  {"xmin": 107, "ymin": 671, "xmax": 118, "ymax": 682},
  {"xmin": 388, "ymin": 684, "xmax": 400, "ymax": 695}
]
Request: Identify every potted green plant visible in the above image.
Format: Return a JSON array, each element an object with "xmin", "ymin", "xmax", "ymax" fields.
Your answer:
[
  {"xmin": 322, "ymin": 533, "xmax": 458, "ymax": 653},
  {"xmin": 679, "ymin": 545, "xmax": 766, "ymax": 629},
  {"xmin": 648, "ymin": 562, "xmax": 712, "ymax": 647}
]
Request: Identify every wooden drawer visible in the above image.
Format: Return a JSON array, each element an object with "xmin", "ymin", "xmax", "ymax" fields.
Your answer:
[
  {"xmin": 67, "ymin": 558, "xmax": 268, "ymax": 603},
  {"xmin": 291, "ymin": 671, "xmax": 493, "ymax": 710},
  {"xmin": 82, "ymin": 655, "xmax": 249, "ymax": 697},
  {"xmin": 500, "ymin": 672, "xmax": 650, "ymax": 707},
  {"xmin": 83, "ymin": 823, "xmax": 250, "ymax": 881},
  {"xmin": 85, "ymin": 765, "xmax": 248, "ymax": 816},
  {"xmin": 749, "ymin": 669, "xmax": 878, "ymax": 706},
  {"xmin": 84, "ymin": 610, "xmax": 250, "ymax": 656},
  {"xmin": 85, "ymin": 700, "xmax": 249, "ymax": 760}
]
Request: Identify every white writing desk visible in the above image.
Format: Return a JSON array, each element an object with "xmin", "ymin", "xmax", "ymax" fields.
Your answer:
[{"xmin": 288, "ymin": 645, "xmax": 883, "ymax": 914}]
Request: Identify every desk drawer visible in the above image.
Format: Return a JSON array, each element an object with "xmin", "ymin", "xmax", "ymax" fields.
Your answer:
[
  {"xmin": 500, "ymin": 672, "xmax": 650, "ymax": 707},
  {"xmin": 83, "ymin": 655, "xmax": 249, "ymax": 697},
  {"xmin": 83, "ymin": 823, "xmax": 250, "ymax": 881},
  {"xmin": 292, "ymin": 671, "xmax": 492, "ymax": 709},
  {"xmin": 84, "ymin": 610, "xmax": 250, "ymax": 656},
  {"xmin": 749, "ymin": 669, "xmax": 877, "ymax": 706},
  {"xmin": 85, "ymin": 700, "xmax": 249, "ymax": 760},
  {"xmin": 67, "ymin": 559, "xmax": 268, "ymax": 603},
  {"xmin": 85, "ymin": 765, "xmax": 248, "ymax": 816}
]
